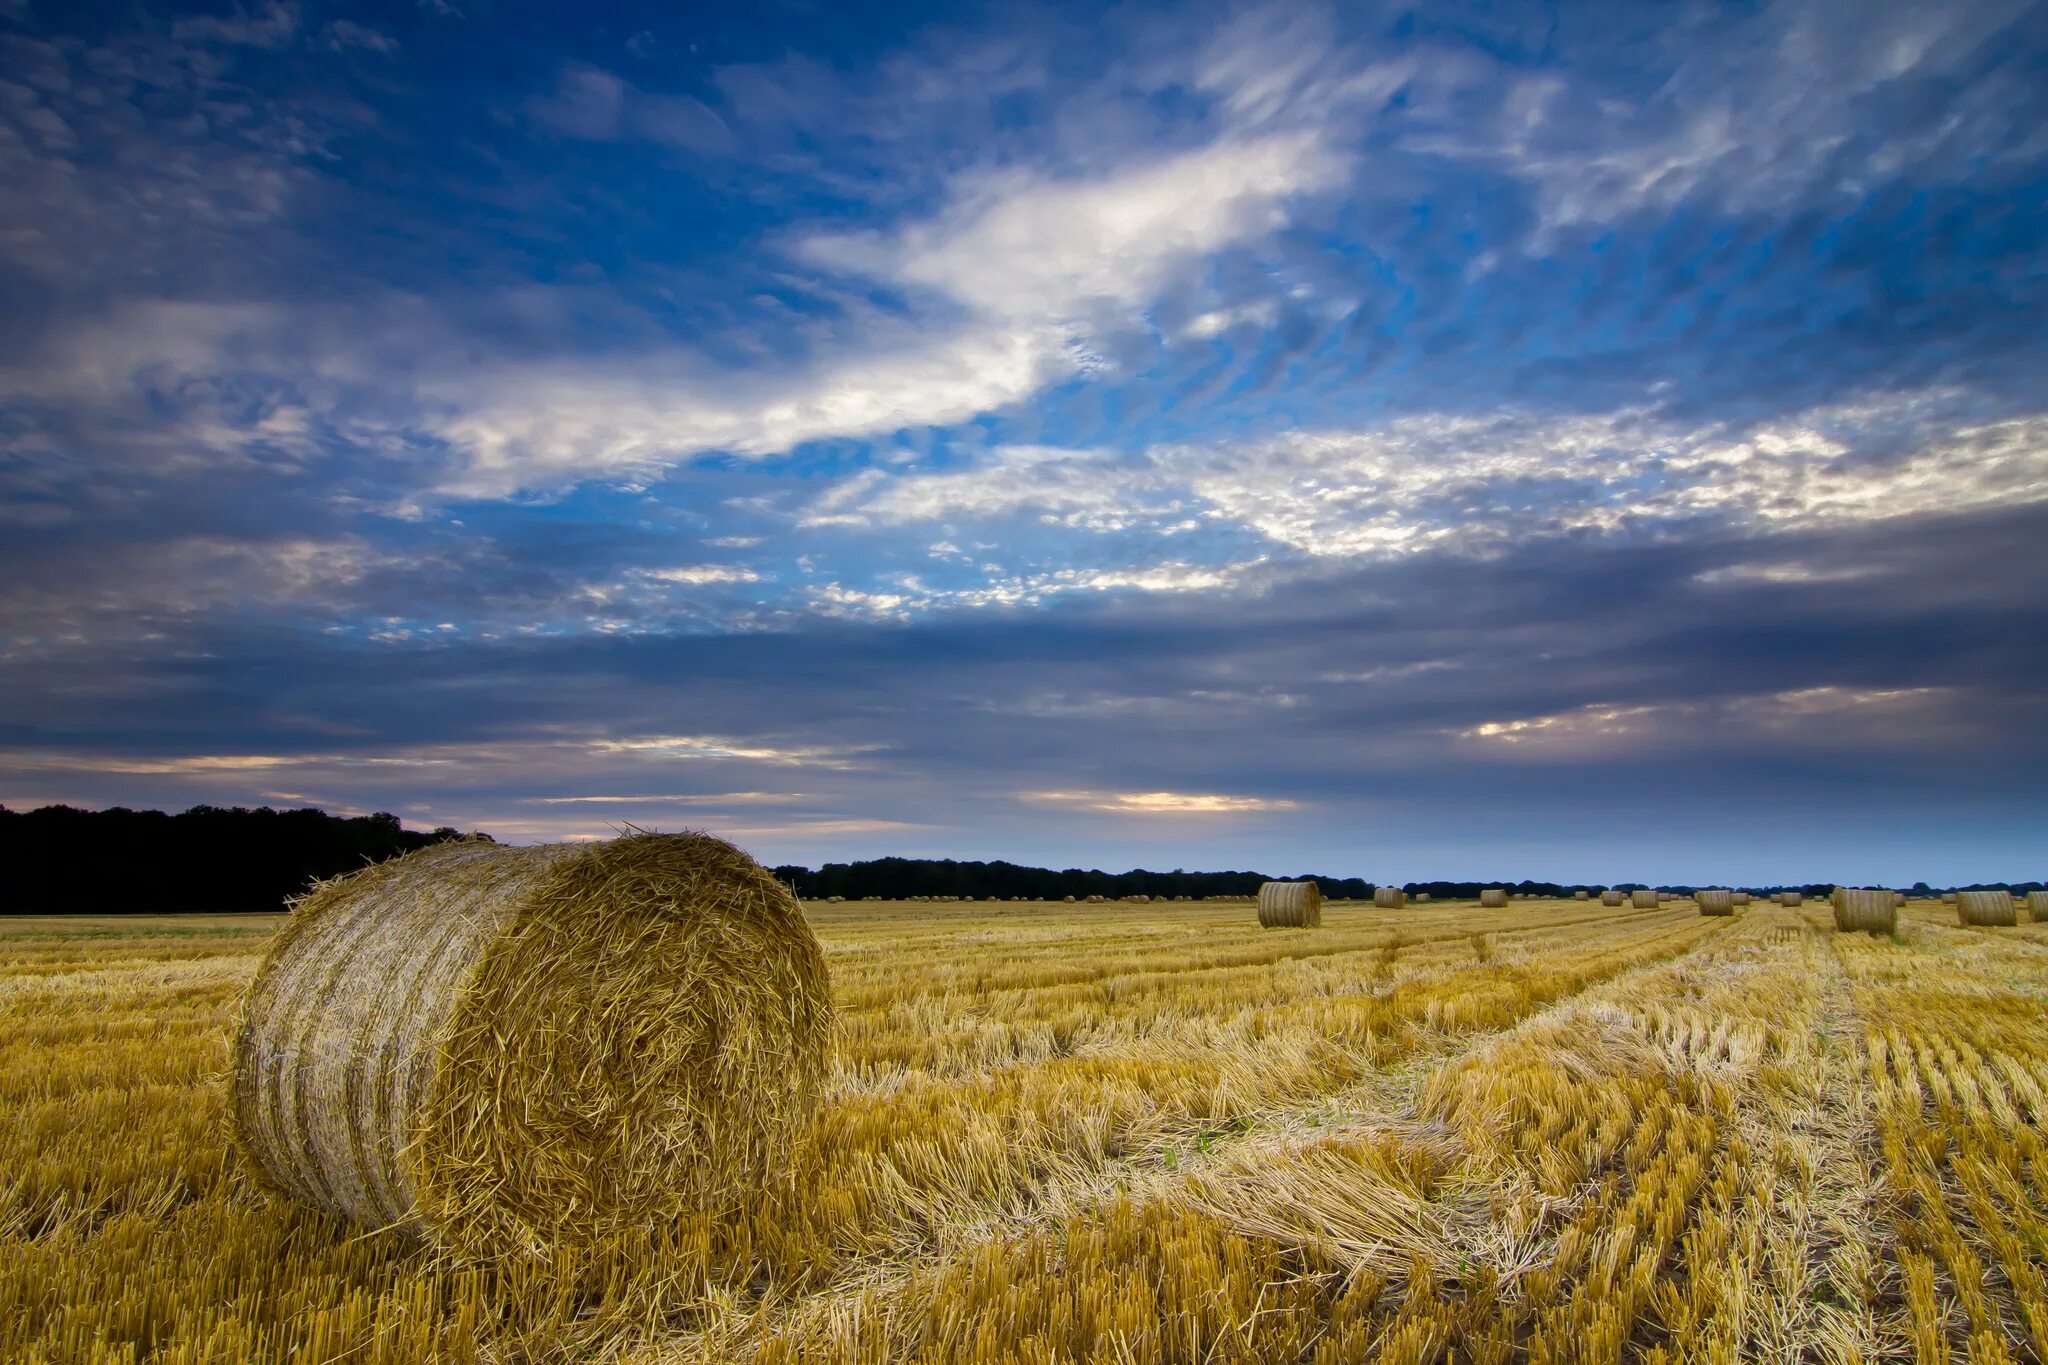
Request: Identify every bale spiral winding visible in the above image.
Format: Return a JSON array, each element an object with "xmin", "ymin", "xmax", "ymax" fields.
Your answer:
[
  {"xmin": 1257, "ymin": 881, "xmax": 1322, "ymax": 928},
  {"xmin": 230, "ymin": 832, "xmax": 832, "ymax": 1258}
]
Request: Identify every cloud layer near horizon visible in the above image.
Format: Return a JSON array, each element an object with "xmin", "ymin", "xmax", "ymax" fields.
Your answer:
[{"xmin": 2, "ymin": 0, "xmax": 2045, "ymax": 881}]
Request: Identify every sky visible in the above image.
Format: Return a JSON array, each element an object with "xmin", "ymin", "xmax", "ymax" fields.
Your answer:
[{"xmin": 2, "ymin": 0, "xmax": 2045, "ymax": 885}]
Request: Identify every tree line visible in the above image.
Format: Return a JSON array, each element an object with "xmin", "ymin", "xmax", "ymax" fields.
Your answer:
[
  {"xmin": 0, "ymin": 804, "xmax": 470, "ymax": 915},
  {"xmin": 3, "ymin": 803, "xmax": 2029, "ymax": 913}
]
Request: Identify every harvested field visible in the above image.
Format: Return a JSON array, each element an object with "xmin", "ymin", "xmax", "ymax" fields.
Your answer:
[{"xmin": 4, "ymin": 896, "xmax": 2047, "ymax": 1363}]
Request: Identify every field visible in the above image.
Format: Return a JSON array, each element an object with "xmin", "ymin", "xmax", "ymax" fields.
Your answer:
[{"xmin": 4, "ymin": 896, "xmax": 2046, "ymax": 1363}]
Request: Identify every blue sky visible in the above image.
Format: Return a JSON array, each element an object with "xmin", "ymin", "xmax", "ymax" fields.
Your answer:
[{"xmin": 2, "ymin": 0, "xmax": 2045, "ymax": 883}]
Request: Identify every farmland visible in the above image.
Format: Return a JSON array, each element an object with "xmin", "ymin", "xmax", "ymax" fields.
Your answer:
[{"xmin": 3, "ymin": 896, "xmax": 2045, "ymax": 1363}]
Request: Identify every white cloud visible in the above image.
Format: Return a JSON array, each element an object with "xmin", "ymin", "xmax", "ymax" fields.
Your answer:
[
  {"xmin": 808, "ymin": 391, "xmax": 2048, "ymax": 561},
  {"xmin": 638, "ymin": 565, "xmax": 762, "ymax": 586},
  {"xmin": 423, "ymin": 322, "xmax": 1074, "ymax": 499},
  {"xmin": 799, "ymin": 131, "xmax": 1339, "ymax": 323},
  {"xmin": 525, "ymin": 791, "xmax": 803, "ymax": 805},
  {"xmin": 1021, "ymin": 789, "xmax": 1303, "ymax": 814},
  {"xmin": 1459, "ymin": 685, "xmax": 1961, "ymax": 757},
  {"xmin": 588, "ymin": 734, "xmax": 873, "ymax": 768},
  {"xmin": 803, "ymin": 558, "xmax": 1260, "ymax": 621},
  {"xmin": 419, "ymin": 127, "xmax": 1339, "ymax": 498}
]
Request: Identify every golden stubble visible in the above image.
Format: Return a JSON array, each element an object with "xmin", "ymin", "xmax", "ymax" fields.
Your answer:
[{"xmin": 3, "ymin": 895, "xmax": 2043, "ymax": 1363}]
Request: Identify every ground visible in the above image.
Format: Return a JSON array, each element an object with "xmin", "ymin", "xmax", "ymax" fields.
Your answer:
[{"xmin": 3, "ymin": 896, "xmax": 2044, "ymax": 1363}]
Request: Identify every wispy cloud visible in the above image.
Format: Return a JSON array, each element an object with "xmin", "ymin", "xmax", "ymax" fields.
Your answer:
[{"xmin": 1022, "ymin": 790, "xmax": 1304, "ymax": 814}]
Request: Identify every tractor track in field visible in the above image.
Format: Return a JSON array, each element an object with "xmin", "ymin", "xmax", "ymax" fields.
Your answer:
[{"xmin": 635, "ymin": 913, "xmax": 1739, "ymax": 1365}]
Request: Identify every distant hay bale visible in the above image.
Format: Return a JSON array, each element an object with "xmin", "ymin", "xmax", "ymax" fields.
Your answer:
[
  {"xmin": 1129, "ymin": 894, "xmax": 1151, "ymax": 904},
  {"xmin": 1084, "ymin": 894, "xmax": 1105, "ymax": 903},
  {"xmin": 1257, "ymin": 881, "xmax": 1322, "ymax": 928},
  {"xmin": 1414, "ymin": 892, "xmax": 1431, "ymax": 903},
  {"xmin": 1777, "ymin": 891, "xmax": 1802, "ymax": 906},
  {"xmin": 1732, "ymin": 892, "xmax": 1752, "ymax": 906},
  {"xmin": 1833, "ymin": 887, "xmax": 1896, "ymax": 934},
  {"xmin": 1574, "ymin": 889, "xmax": 1590, "ymax": 899},
  {"xmin": 1374, "ymin": 887, "xmax": 1406, "ymax": 909},
  {"xmin": 825, "ymin": 895, "xmax": 845, "ymax": 903},
  {"xmin": 1479, "ymin": 888, "xmax": 1507, "ymax": 908},
  {"xmin": 1697, "ymin": 889, "xmax": 1735, "ymax": 916},
  {"xmin": 1956, "ymin": 890, "xmax": 2016, "ymax": 927},
  {"xmin": 1631, "ymin": 889, "xmax": 1658, "ymax": 909},
  {"xmin": 230, "ymin": 833, "xmax": 831, "ymax": 1259},
  {"xmin": 1941, "ymin": 892, "xmax": 1957, "ymax": 904},
  {"xmin": 2025, "ymin": 890, "xmax": 2047, "ymax": 921},
  {"xmin": 1601, "ymin": 890, "xmax": 1624, "ymax": 905},
  {"xmin": 1892, "ymin": 891, "xmax": 1907, "ymax": 908},
  {"xmin": 1063, "ymin": 894, "xmax": 1076, "ymax": 903}
]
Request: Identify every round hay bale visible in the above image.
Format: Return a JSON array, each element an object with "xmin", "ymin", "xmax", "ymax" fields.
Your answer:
[
  {"xmin": 2025, "ymin": 890, "xmax": 2047, "ymax": 921},
  {"xmin": 1414, "ymin": 892, "xmax": 1431, "ymax": 903},
  {"xmin": 1373, "ymin": 887, "xmax": 1406, "ymax": 909},
  {"xmin": 230, "ymin": 833, "xmax": 831, "ymax": 1258},
  {"xmin": 1956, "ymin": 890, "xmax": 2016, "ymax": 927},
  {"xmin": 1600, "ymin": 889, "xmax": 1624, "ymax": 906},
  {"xmin": 1085, "ymin": 894, "xmax": 1106, "ymax": 903},
  {"xmin": 1732, "ymin": 892, "xmax": 1752, "ymax": 906},
  {"xmin": 1257, "ymin": 881, "xmax": 1322, "ymax": 928},
  {"xmin": 1479, "ymin": 888, "xmax": 1507, "ymax": 908},
  {"xmin": 1574, "ymin": 889, "xmax": 1590, "ymax": 900},
  {"xmin": 1631, "ymin": 889, "xmax": 1658, "ymax": 909},
  {"xmin": 1892, "ymin": 891, "xmax": 1907, "ymax": 908},
  {"xmin": 1833, "ymin": 888, "xmax": 1896, "ymax": 934},
  {"xmin": 1777, "ymin": 891, "xmax": 1802, "ymax": 907},
  {"xmin": 1697, "ymin": 889, "xmax": 1735, "ymax": 916},
  {"xmin": 1941, "ymin": 892, "xmax": 1957, "ymax": 904},
  {"xmin": 1062, "ymin": 894, "xmax": 1077, "ymax": 903}
]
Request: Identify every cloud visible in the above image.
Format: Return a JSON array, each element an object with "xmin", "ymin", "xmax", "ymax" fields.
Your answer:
[
  {"xmin": 586, "ymin": 734, "xmax": 874, "ymax": 768},
  {"xmin": 802, "ymin": 559, "xmax": 1261, "ymax": 621},
  {"xmin": 527, "ymin": 63, "xmax": 733, "ymax": 154},
  {"xmin": 807, "ymin": 391, "xmax": 2048, "ymax": 566},
  {"xmin": 1459, "ymin": 685, "xmax": 1962, "ymax": 758},
  {"xmin": 1458, "ymin": 0, "xmax": 2046, "ymax": 236},
  {"xmin": 638, "ymin": 565, "xmax": 763, "ymax": 586},
  {"xmin": 1021, "ymin": 790, "xmax": 1304, "ymax": 814},
  {"xmin": 799, "ymin": 130, "xmax": 1339, "ymax": 322},
  {"xmin": 525, "ymin": 791, "xmax": 804, "ymax": 805}
]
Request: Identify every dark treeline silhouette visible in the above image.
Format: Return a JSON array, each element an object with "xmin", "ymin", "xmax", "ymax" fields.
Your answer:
[
  {"xmin": 769, "ymin": 864, "xmax": 2043, "ymax": 902},
  {"xmin": 7, "ymin": 804, "xmax": 2031, "ymax": 913},
  {"xmin": 1, "ymin": 804, "xmax": 473, "ymax": 914},
  {"xmin": 768, "ymin": 857, "xmax": 1374, "ymax": 901}
]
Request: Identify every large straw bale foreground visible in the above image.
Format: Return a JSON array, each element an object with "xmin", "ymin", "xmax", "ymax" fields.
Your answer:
[
  {"xmin": 230, "ymin": 832, "xmax": 832, "ymax": 1259},
  {"xmin": 1257, "ymin": 880, "xmax": 1322, "ymax": 927},
  {"xmin": 1631, "ymin": 889, "xmax": 1658, "ymax": 909},
  {"xmin": 1956, "ymin": 889, "xmax": 2017, "ymax": 927},
  {"xmin": 1832, "ymin": 887, "xmax": 1897, "ymax": 935}
]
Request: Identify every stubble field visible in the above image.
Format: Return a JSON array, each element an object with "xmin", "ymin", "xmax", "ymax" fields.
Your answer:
[{"xmin": 3, "ymin": 895, "xmax": 2045, "ymax": 1363}]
